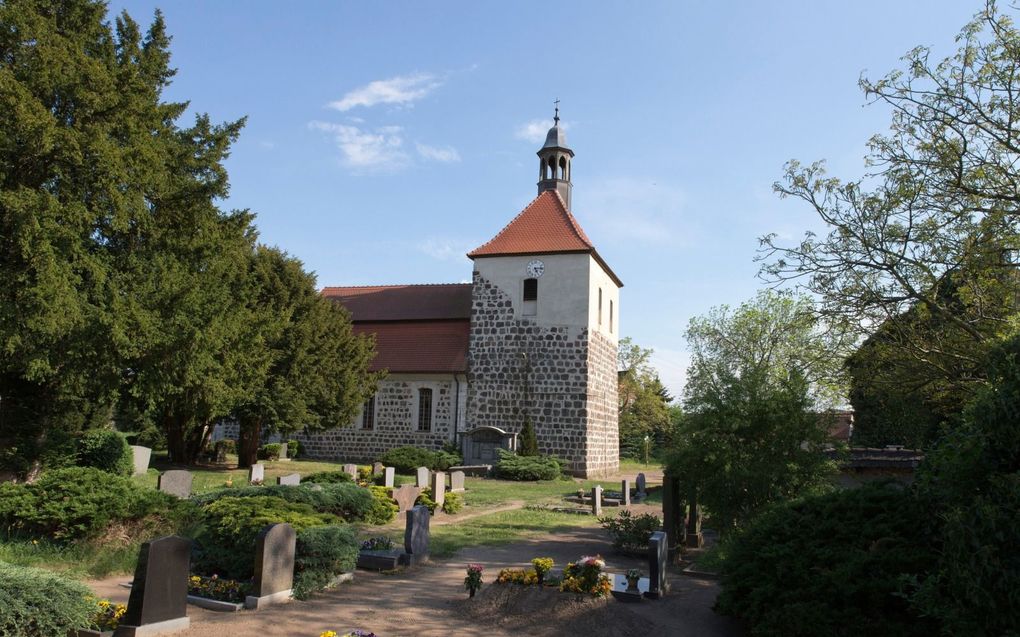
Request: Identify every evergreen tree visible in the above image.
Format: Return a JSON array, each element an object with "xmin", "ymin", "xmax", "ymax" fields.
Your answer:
[{"xmin": 518, "ymin": 417, "xmax": 538, "ymax": 456}]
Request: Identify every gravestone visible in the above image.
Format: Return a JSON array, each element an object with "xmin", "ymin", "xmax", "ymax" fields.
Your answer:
[
  {"xmin": 646, "ymin": 531, "xmax": 668, "ymax": 599},
  {"xmin": 430, "ymin": 471, "xmax": 446, "ymax": 510},
  {"xmin": 278, "ymin": 442, "xmax": 288, "ymax": 460},
  {"xmin": 415, "ymin": 466, "xmax": 430, "ymax": 488},
  {"xmin": 636, "ymin": 473, "xmax": 647, "ymax": 497},
  {"xmin": 114, "ymin": 535, "xmax": 191, "ymax": 636},
  {"xmin": 277, "ymin": 473, "xmax": 300, "ymax": 486},
  {"xmin": 621, "ymin": 478, "xmax": 632, "ymax": 506},
  {"xmin": 383, "ymin": 466, "xmax": 396, "ymax": 488},
  {"xmin": 450, "ymin": 470, "xmax": 466, "ymax": 492},
  {"xmin": 372, "ymin": 462, "xmax": 385, "ymax": 476},
  {"xmin": 157, "ymin": 470, "xmax": 192, "ymax": 499},
  {"xmin": 391, "ymin": 484, "xmax": 422, "ymax": 514},
  {"xmin": 401, "ymin": 505, "xmax": 430, "ymax": 565},
  {"xmin": 662, "ymin": 473, "xmax": 685, "ymax": 564},
  {"xmin": 248, "ymin": 463, "xmax": 265, "ymax": 484},
  {"xmin": 343, "ymin": 463, "xmax": 358, "ymax": 480},
  {"xmin": 686, "ymin": 492, "xmax": 704, "ymax": 548},
  {"xmin": 245, "ymin": 523, "xmax": 296, "ymax": 609},
  {"xmin": 592, "ymin": 485, "xmax": 603, "ymax": 516},
  {"xmin": 130, "ymin": 446, "xmax": 152, "ymax": 476}
]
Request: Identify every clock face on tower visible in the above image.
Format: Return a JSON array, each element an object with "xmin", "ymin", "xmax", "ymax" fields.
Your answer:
[{"xmin": 526, "ymin": 259, "xmax": 545, "ymax": 278}]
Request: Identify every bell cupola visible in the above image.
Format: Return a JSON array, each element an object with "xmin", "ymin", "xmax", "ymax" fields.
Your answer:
[{"xmin": 537, "ymin": 104, "xmax": 574, "ymax": 210}]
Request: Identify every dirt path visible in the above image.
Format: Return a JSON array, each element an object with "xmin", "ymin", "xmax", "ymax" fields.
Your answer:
[{"xmin": 88, "ymin": 524, "xmax": 742, "ymax": 637}]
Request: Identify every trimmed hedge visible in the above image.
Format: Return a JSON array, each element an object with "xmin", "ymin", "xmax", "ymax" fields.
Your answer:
[
  {"xmin": 0, "ymin": 561, "xmax": 95, "ymax": 637},
  {"xmin": 494, "ymin": 451, "xmax": 560, "ymax": 481},
  {"xmin": 76, "ymin": 429, "xmax": 133, "ymax": 476},
  {"xmin": 303, "ymin": 471, "xmax": 354, "ymax": 484},
  {"xmin": 716, "ymin": 482, "xmax": 937, "ymax": 637},
  {"xmin": 377, "ymin": 446, "xmax": 461, "ymax": 473},
  {"xmin": 195, "ymin": 483, "xmax": 376, "ymax": 522},
  {"xmin": 0, "ymin": 467, "xmax": 178, "ymax": 542},
  {"xmin": 293, "ymin": 525, "xmax": 359, "ymax": 599}
]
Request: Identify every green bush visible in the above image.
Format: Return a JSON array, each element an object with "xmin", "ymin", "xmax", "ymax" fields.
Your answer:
[
  {"xmin": 598, "ymin": 510, "xmax": 661, "ymax": 552},
  {"xmin": 519, "ymin": 419, "xmax": 539, "ymax": 456},
  {"xmin": 442, "ymin": 491, "xmax": 464, "ymax": 514},
  {"xmin": 0, "ymin": 467, "xmax": 178, "ymax": 542},
  {"xmin": 716, "ymin": 482, "xmax": 937, "ymax": 637},
  {"xmin": 286, "ymin": 439, "xmax": 301, "ymax": 458},
  {"xmin": 494, "ymin": 450, "xmax": 560, "ymax": 481},
  {"xmin": 303, "ymin": 471, "xmax": 354, "ymax": 484},
  {"xmin": 194, "ymin": 496, "xmax": 339, "ymax": 579},
  {"xmin": 195, "ymin": 483, "xmax": 375, "ymax": 522},
  {"xmin": 366, "ymin": 486, "xmax": 398, "ymax": 524},
  {"xmin": 0, "ymin": 561, "xmax": 96, "ymax": 636},
  {"xmin": 258, "ymin": 443, "xmax": 282, "ymax": 461},
  {"xmin": 293, "ymin": 525, "xmax": 359, "ymax": 599},
  {"xmin": 377, "ymin": 446, "xmax": 461, "ymax": 473},
  {"xmin": 76, "ymin": 429, "xmax": 133, "ymax": 476}
]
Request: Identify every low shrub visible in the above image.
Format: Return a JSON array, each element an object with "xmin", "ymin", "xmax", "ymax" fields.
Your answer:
[
  {"xmin": 195, "ymin": 483, "xmax": 375, "ymax": 522},
  {"xmin": 293, "ymin": 525, "xmax": 359, "ymax": 599},
  {"xmin": 716, "ymin": 482, "xmax": 937, "ymax": 637},
  {"xmin": 76, "ymin": 429, "xmax": 133, "ymax": 476},
  {"xmin": 303, "ymin": 471, "xmax": 354, "ymax": 484},
  {"xmin": 258, "ymin": 443, "xmax": 282, "ymax": 461},
  {"xmin": 377, "ymin": 446, "xmax": 461, "ymax": 473},
  {"xmin": 194, "ymin": 496, "xmax": 339, "ymax": 579},
  {"xmin": 494, "ymin": 450, "xmax": 560, "ymax": 481},
  {"xmin": 598, "ymin": 510, "xmax": 662, "ymax": 552},
  {"xmin": 365, "ymin": 486, "xmax": 398, "ymax": 524},
  {"xmin": 360, "ymin": 536, "xmax": 394, "ymax": 551},
  {"xmin": 0, "ymin": 467, "xmax": 179, "ymax": 542},
  {"xmin": 287, "ymin": 439, "xmax": 301, "ymax": 458},
  {"xmin": 442, "ymin": 491, "xmax": 464, "ymax": 514},
  {"xmin": 415, "ymin": 488, "xmax": 438, "ymax": 514},
  {"xmin": 187, "ymin": 575, "xmax": 250, "ymax": 603},
  {"xmin": 0, "ymin": 561, "xmax": 95, "ymax": 637}
]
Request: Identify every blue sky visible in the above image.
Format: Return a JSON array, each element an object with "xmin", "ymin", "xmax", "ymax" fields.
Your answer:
[{"xmin": 109, "ymin": 0, "xmax": 979, "ymax": 398}]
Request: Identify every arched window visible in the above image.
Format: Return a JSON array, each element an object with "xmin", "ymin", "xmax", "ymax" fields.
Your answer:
[{"xmin": 559, "ymin": 156, "xmax": 567, "ymax": 180}]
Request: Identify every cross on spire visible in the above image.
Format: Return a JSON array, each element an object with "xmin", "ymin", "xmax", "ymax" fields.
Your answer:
[{"xmin": 554, "ymin": 99, "xmax": 560, "ymax": 124}]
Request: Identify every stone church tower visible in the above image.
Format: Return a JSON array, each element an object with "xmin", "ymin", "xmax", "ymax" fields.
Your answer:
[{"xmin": 465, "ymin": 114, "xmax": 622, "ymax": 477}]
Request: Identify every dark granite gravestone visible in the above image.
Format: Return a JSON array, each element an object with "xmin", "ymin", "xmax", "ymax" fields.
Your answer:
[
  {"xmin": 415, "ymin": 466, "xmax": 430, "ymax": 488},
  {"xmin": 430, "ymin": 471, "xmax": 446, "ymax": 509},
  {"xmin": 130, "ymin": 446, "xmax": 151, "ymax": 476},
  {"xmin": 621, "ymin": 479, "xmax": 632, "ymax": 506},
  {"xmin": 277, "ymin": 473, "xmax": 300, "ymax": 486},
  {"xmin": 372, "ymin": 462, "xmax": 385, "ymax": 476},
  {"xmin": 686, "ymin": 491, "xmax": 704, "ymax": 548},
  {"xmin": 401, "ymin": 505, "xmax": 430, "ymax": 565},
  {"xmin": 646, "ymin": 531, "xmax": 668, "ymax": 599},
  {"xmin": 157, "ymin": 470, "xmax": 192, "ymax": 499},
  {"xmin": 248, "ymin": 463, "xmax": 265, "ymax": 484},
  {"xmin": 392, "ymin": 484, "xmax": 422, "ymax": 513},
  {"xmin": 343, "ymin": 463, "xmax": 358, "ymax": 479},
  {"xmin": 114, "ymin": 535, "xmax": 191, "ymax": 636},
  {"xmin": 592, "ymin": 485, "xmax": 603, "ymax": 516},
  {"xmin": 245, "ymin": 523, "xmax": 296, "ymax": 609},
  {"xmin": 450, "ymin": 470, "xmax": 466, "ymax": 492},
  {"xmin": 384, "ymin": 466, "xmax": 396, "ymax": 488},
  {"xmin": 662, "ymin": 473, "xmax": 684, "ymax": 564},
  {"xmin": 636, "ymin": 473, "xmax": 647, "ymax": 497}
]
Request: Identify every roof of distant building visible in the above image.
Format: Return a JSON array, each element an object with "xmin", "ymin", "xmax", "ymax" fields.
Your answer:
[
  {"xmin": 322, "ymin": 283, "xmax": 472, "ymax": 321},
  {"xmin": 467, "ymin": 190, "xmax": 622, "ymax": 286}
]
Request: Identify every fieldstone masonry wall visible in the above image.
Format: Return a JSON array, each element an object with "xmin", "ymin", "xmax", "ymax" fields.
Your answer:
[{"xmin": 466, "ymin": 273, "xmax": 618, "ymax": 476}]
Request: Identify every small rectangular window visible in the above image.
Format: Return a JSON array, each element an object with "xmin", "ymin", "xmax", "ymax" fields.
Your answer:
[
  {"xmin": 360, "ymin": 396, "xmax": 375, "ymax": 430},
  {"xmin": 598, "ymin": 288, "xmax": 603, "ymax": 326},
  {"xmin": 610, "ymin": 300, "xmax": 614, "ymax": 333},
  {"xmin": 417, "ymin": 388, "xmax": 433, "ymax": 431},
  {"xmin": 523, "ymin": 278, "xmax": 538, "ymax": 301}
]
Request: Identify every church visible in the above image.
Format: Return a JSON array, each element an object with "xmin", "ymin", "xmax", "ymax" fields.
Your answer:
[{"xmin": 296, "ymin": 115, "xmax": 622, "ymax": 477}]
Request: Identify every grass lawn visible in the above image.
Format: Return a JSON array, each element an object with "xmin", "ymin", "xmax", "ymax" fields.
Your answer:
[
  {"xmin": 618, "ymin": 458, "xmax": 663, "ymax": 474},
  {"xmin": 461, "ymin": 476, "xmax": 610, "ymax": 507},
  {"xmin": 428, "ymin": 508, "xmax": 602, "ymax": 559},
  {"xmin": 132, "ymin": 454, "xmax": 356, "ymax": 493}
]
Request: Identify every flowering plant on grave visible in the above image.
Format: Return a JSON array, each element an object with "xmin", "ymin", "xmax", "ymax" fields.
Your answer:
[
  {"xmin": 627, "ymin": 568, "xmax": 642, "ymax": 580},
  {"xmin": 318, "ymin": 631, "xmax": 376, "ymax": 637},
  {"xmin": 86, "ymin": 596, "xmax": 127, "ymax": 631},
  {"xmin": 465, "ymin": 563, "xmax": 485, "ymax": 591},
  {"xmin": 496, "ymin": 567, "xmax": 539, "ymax": 585},
  {"xmin": 360, "ymin": 536, "xmax": 394, "ymax": 551},
  {"xmin": 531, "ymin": 557, "xmax": 554, "ymax": 582},
  {"xmin": 188, "ymin": 573, "xmax": 252, "ymax": 603},
  {"xmin": 560, "ymin": 554, "xmax": 612, "ymax": 597}
]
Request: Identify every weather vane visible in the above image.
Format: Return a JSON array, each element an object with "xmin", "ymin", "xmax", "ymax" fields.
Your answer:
[{"xmin": 554, "ymin": 98, "xmax": 560, "ymax": 124}]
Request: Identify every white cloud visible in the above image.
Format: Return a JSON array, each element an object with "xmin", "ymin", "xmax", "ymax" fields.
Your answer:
[
  {"xmin": 515, "ymin": 118, "xmax": 570, "ymax": 144},
  {"xmin": 309, "ymin": 121, "xmax": 408, "ymax": 171},
  {"xmin": 329, "ymin": 73, "xmax": 442, "ymax": 111},
  {"xmin": 418, "ymin": 237, "xmax": 477, "ymax": 262},
  {"xmin": 416, "ymin": 143, "xmax": 461, "ymax": 163},
  {"xmin": 581, "ymin": 177, "xmax": 688, "ymax": 245}
]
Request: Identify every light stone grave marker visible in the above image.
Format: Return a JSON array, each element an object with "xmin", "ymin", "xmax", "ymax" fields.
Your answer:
[
  {"xmin": 278, "ymin": 442, "xmax": 288, "ymax": 460},
  {"xmin": 277, "ymin": 473, "xmax": 300, "ymax": 486},
  {"xmin": 391, "ymin": 484, "xmax": 421, "ymax": 514},
  {"xmin": 592, "ymin": 485, "xmax": 603, "ymax": 516},
  {"xmin": 157, "ymin": 470, "xmax": 192, "ymax": 499},
  {"xmin": 372, "ymin": 462, "xmax": 384, "ymax": 476},
  {"xmin": 115, "ymin": 535, "xmax": 191, "ymax": 636},
  {"xmin": 430, "ymin": 471, "xmax": 446, "ymax": 510},
  {"xmin": 343, "ymin": 463, "xmax": 358, "ymax": 480},
  {"xmin": 248, "ymin": 463, "xmax": 265, "ymax": 484},
  {"xmin": 621, "ymin": 478, "xmax": 631, "ymax": 506},
  {"xmin": 647, "ymin": 530, "xmax": 668, "ymax": 599},
  {"xmin": 245, "ymin": 523, "xmax": 296, "ymax": 609},
  {"xmin": 415, "ymin": 466, "xmax": 430, "ymax": 488},
  {"xmin": 450, "ymin": 470, "xmax": 465, "ymax": 492},
  {"xmin": 383, "ymin": 467, "xmax": 395, "ymax": 488},
  {"xmin": 686, "ymin": 493, "xmax": 704, "ymax": 548},
  {"xmin": 130, "ymin": 446, "xmax": 152, "ymax": 476}
]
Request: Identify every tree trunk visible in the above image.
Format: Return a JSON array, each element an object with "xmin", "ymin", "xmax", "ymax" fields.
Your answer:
[{"xmin": 237, "ymin": 416, "xmax": 262, "ymax": 468}]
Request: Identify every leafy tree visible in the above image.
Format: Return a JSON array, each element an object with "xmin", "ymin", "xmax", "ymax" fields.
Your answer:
[
  {"xmin": 759, "ymin": 3, "xmax": 1020, "ymax": 394},
  {"xmin": 668, "ymin": 291, "xmax": 843, "ymax": 532},
  {"xmin": 617, "ymin": 337, "xmax": 672, "ymax": 456},
  {"xmin": 232, "ymin": 246, "xmax": 379, "ymax": 467}
]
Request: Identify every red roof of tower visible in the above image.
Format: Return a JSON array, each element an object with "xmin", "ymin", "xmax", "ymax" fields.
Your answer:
[{"xmin": 467, "ymin": 191, "xmax": 623, "ymax": 286}]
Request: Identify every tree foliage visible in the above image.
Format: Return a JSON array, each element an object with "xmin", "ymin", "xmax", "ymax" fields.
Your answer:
[
  {"xmin": 669, "ymin": 291, "xmax": 842, "ymax": 532},
  {"xmin": 617, "ymin": 337, "xmax": 672, "ymax": 456}
]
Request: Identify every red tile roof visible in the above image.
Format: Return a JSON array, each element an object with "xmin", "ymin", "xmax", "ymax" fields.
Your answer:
[
  {"xmin": 467, "ymin": 191, "xmax": 623, "ymax": 286},
  {"xmin": 322, "ymin": 284, "xmax": 472, "ymax": 321},
  {"xmin": 354, "ymin": 321, "xmax": 468, "ymax": 373}
]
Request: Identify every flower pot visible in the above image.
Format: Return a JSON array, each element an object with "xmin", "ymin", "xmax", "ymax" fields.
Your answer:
[{"xmin": 626, "ymin": 577, "xmax": 640, "ymax": 591}]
